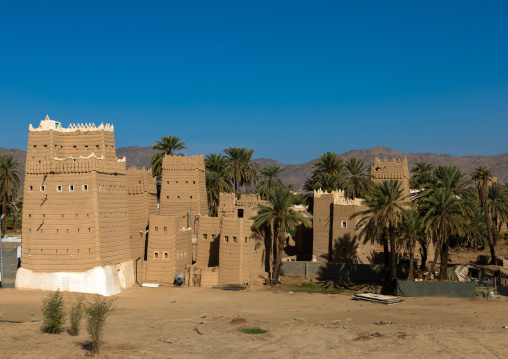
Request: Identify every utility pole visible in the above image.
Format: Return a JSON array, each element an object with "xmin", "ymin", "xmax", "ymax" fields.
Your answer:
[
  {"xmin": 0, "ymin": 214, "xmax": 5, "ymax": 288},
  {"xmin": 139, "ymin": 230, "xmax": 149, "ymax": 285}
]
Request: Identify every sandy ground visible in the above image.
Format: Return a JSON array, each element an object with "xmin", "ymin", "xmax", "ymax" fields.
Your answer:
[{"xmin": 1, "ymin": 285, "xmax": 508, "ymax": 359}]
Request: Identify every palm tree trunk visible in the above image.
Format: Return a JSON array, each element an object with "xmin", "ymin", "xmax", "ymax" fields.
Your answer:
[
  {"xmin": 383, "ymin": 239, "xmax": 390, "ymax": 282},
  {"xmin": 272, "ymin": 223, "xmax": 285, "ymax": 284},
  {"xmin": 483, "ymin": 203, "xmax": 496, "ymax": 264},
  {"xmin": 1, "ymin": 193, "xmax": 7, "ymax": 237},
  {"xmin": 419, "ymin": 239, "xmax": 428, "ymax": 271},
  {"xmin": 427, "ymin": 237, "xmax": 441, "ymax": 280},
  {"xmin": 389, "ymin": 225, "xmax": 397, "ymax": 283},
  {"xmin": 12, "ymin": 209, "xmax": 18, "ymax": 232},
  {"xmin": 408, "ymin": 240, "xmax": 415, "ymax": 280},
  {"xmin": 439, "ymin": 241, "xmax": 449, "ymax": 281}
]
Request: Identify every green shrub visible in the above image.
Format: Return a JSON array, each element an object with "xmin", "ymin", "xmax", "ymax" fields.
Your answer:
[
  {"xmin": 41, "ymin": 290, "xmax": 65, "ymax": 333},
  {"xmin": 241, "ymin": 327, "xmax": 268, "ymax": 334},
  {"xmin": 85, "ymin": 295, "xmax": 115, "ymax": 355},
  {"xmin": 69, "ymin": 295, "xmax": 86, "ymax": 336}
]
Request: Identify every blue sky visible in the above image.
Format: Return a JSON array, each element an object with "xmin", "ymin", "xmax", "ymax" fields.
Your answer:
[{"xmin": 1, "ymin": 1, "xmax": 507, "ymax": 163}]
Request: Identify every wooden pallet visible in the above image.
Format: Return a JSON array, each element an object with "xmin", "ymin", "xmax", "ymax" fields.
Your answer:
[{"xmin": 353, "ymin": 293, "xmax": 404, "ymax": 305}]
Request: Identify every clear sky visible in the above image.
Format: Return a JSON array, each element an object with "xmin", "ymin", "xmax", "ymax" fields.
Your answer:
[{"xmin": 1, "ymin": 1, "xmax": 507, "ymax": 163}]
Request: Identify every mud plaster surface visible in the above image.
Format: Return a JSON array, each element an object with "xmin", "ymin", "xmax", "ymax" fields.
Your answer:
[{"xmin": 1, "ymin": 286, "xmax": 507, "ymax": 358}]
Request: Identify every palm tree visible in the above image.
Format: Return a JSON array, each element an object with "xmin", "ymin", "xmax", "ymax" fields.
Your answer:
[
  {"xmin": 488, "ymin": 182, "xmax": 508, "ymax": 232},
  {"xmin": 343, "ymin": 158, "xmax": 372, "ymax": 199},
  {"xmin": 254, "ymin": 186, "xmax": 310, "ymax": 284},
  {"xmin": 421, "ymin": 189, "xmax": 467, "ymax": 280},
  {"xmin": 471, "ymin": 166, "xmax": 496, "ymax": 264},
  {"xmin": 150, "ymin": 136, "xmax": 187, "ymax": 177},
  {"xmin": 398, "ymin": 209, "xmax": 424, "ymax": 280},
  {"xmin": 0, "ymin": 154, "xmax": 21, "ymax": 236},
  {"xmin": 353, "ymin": 180, "xmax": 406, "ymax": 283},
  {"xmin": 224, "ymin": 147, "xmax": 260, "ymax": 196},
  {"xmin": 224, "ymin": 147, "xmax": 246, "ymax": 197},
  {"xmin": 410, "ymin": 162, "xmax": 434, "ymax": 189},
  {"xmin": 256, "ymin": 165, "xmax": 283, "ymax": 199},
  {"xmin": 303, "ymin": 152, "xmax": 345, "ymax": 192},
  {"xmin": 239, "ymin": 149, "xmax": 260, "ymax": 194},
  {"xmin": 205, "ymin": 153, "xmax": 232, "ymax": 216}
]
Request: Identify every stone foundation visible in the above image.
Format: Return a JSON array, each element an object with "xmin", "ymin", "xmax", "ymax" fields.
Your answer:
[{"xmin": 15, "ymin": 260, "xmax": 135, "ymax": 296}]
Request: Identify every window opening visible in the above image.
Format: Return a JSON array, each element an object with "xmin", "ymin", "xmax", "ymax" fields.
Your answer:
[
  {"xmin": 40, "ymin": 185, "xmax": 45, "ymax": 191},
  {"xmin": 225, "ymin": 236, "xmax": 229, "ymax": 243},
  {"xmin": 233, "ymin": 237, "xmax": 237, "ymax": 243},
  {"xmin": 238, "ymin": 209, "xmax": 244, "ymax": 218},
  {"xmin": 154, "ymin": 252, "xmax": 159, "ymax": 259},
  {"xmin": 164, "ymin": 252, "xmax": 168, "ymax": 259},
  {"xmin": 341, "ymin": 221, "xmax": 347, "ymax": 229},
  {"xmin": 203, "ymin": 234, "xmax": 208, "ymax": 240},
  {"xmin": 82, "ymin": 184, "xmax": 88, "ymax": 191},
  {"xmin": 69, "ymin": 185, "xmax": 74, "ymax": 191}
]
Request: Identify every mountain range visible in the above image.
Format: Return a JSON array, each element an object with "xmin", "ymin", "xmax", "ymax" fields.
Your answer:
[{"xmin": 2, "ymin": 146, "xmax": 507, "ymax": 191}]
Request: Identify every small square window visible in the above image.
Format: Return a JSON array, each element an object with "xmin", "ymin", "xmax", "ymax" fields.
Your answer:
[
  {"xmin": 73, "ymin": 145, "xmax": 77, "ymax": 150},
  {"xmin": 44, "ymin": 145, "xmax": 47, "ymax": 149},
  {"xmin": 155, "ymin": 227, "xmax": 158, "ymax": 231},
  {"xmin": 245, "ymin": 237, "xmax": 248, "ymax": 243},
  {"xmin": 190, "ymin": 196, "xmax": 193, "ymax": 199},
  {"xmin": 164, "ymin": 252, "xmax": 168, "ymax": 259},
  {"xmin": 96, "ymin": 145, "xmax": 99, "ymax": 150},
  {"xmin": 154, "ymin": 252, "xmax": 159, "ymax": 259},
  {"xmin": 212, "ymin": 234, "xmax": 216, "ymax": 240},
  {"xmin": 82, "ymin": 184, "xmax": 88, "ymax": 191},
  {"xmin": 69, "ymin": 185, "xmax": 74, "ymax": 191},
  {"xmin": 164, "ymin": 227, "xmax": 167, "ymax": 232},
  {"xmin": 203, "ymin": 234, "xmax": 208, "ymax": 240},
  {"xmin": 233, "ymin": 237, "xmax": 237, "ymax": 243},
  {"xmin": 341, "ymin": 221, "xmax": 347, "ymax": 229},
  {"xmin": 40, "ymin": 185, "xmax": 45, "ymax": 191},
  {"xmin": 29, "ymin": 185, "xmax": 33, "ymax": 191},
  {"xmin": 185, "ymin": 181, "xmax": 188, "ymax": 184},
  {"xmin": 166, "ymin": 196, "xmax": 169, "ymax": 199},
  {"xmin": 193, "ymin": 181, "xmax": 195, "ymax": 185},
  {"xmin": 225, "ymin": 236, "xmax": 229, "ymax": 243}
]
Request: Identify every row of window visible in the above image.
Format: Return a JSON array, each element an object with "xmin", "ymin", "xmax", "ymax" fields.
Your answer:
[
  {"xmin": 164, "ymin": 195, "xmax": 193, "ymax": 200},
  {"xmin": 30, "ymin": 184, "xmax": 89, "ymax": 192},
  {"xmin": 28, "ymin": 213, "xmax": 91, "ymax": 219},
  {"xmin": 28, "ymin": 248, "xmax": 92, "ymax": 254},
  {"xmin": 28, "ymin": 227, "xmax": 91, "ymax": 234},
  {"xmin": 32, "ymin": 144, "xmax": 113, "ymax": 150},
  {"xmin": 30, "ymin": 184, "xmax": 127, "ymax": 192},
  {"xmin": 153, "ymin": 251, "xmax": 187, "ymax": 259},
  {"xmin": 166, "ymin": 181, "xmax": 196, "ymax": 185},
  {"xmin": 202, "ymin": 234, "xmax": 254, "ymax": 243}
]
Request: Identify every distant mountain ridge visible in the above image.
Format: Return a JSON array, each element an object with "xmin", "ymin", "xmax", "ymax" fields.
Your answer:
[{"xmin": 2, "ymin": 145, "xmax": 507, "ymax": 191}]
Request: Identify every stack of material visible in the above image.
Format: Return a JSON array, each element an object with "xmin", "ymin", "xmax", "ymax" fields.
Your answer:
[{"xmin": 353, "ymin": 293, "xmax": 404, "ymax": 305}]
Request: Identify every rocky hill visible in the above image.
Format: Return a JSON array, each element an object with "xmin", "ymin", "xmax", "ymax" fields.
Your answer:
[{"xmin": 2, "ymin": 146, "xmax": 507, "ymax": 191}]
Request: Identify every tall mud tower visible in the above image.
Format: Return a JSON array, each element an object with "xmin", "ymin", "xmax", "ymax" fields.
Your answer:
[
  {"xmin": 370, "ymin": 157, "xmax": 410, "ymax": 200},
  {"xmin": 159, "ymin": 154, "xmax": 207, "ymax": 227},
  {"xmin": 16, "ymin": 116, "xmax": 135, "ymax": 295}
]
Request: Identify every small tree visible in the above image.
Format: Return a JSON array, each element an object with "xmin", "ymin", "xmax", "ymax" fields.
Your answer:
[
  {"xmin": 41, "ymin": 290, "xmax": 65, "ymax": 334},
  {"xmin": 86, "ymin": 295, "xmax": 115, "ymax": 355},
  {"xmin": 69, "ymin": 295, "xmax": 86, "ymax": 336}
]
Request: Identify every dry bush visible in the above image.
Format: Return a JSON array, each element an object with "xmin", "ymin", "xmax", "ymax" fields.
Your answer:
[
  {"xmin": 69, "ymin": 295, "xmax": 86, "ymax": 336},
  {"xmin": 85, "ymin": 295, "xmax": 115, "ymax": 355},
  {"xmin": 41, "ymin": 290, "xmax": 65, "ymax": 333}
]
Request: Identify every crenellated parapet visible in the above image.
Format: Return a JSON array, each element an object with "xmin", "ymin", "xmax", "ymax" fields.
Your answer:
[
  {"xmin": 162, "ymin": 154, "xmax": 205, "ymax": 171},
  {"xmin": 29, "ymin": 115, "xmax": 114, "ymax": 132},
  {"xmin": 314, "ymin": 189, "xmax": 363, "ymax": 206}
]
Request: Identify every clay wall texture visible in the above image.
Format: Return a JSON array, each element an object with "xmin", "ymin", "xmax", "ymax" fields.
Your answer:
[
  {"xmin": 126, "ymin": 167, "xmax": 157, "ymax": 260},
  {"xmin": 218, "ymin": 218, "xmax": 262, "ymax": 285},
  {"xmin": 195, "ymin": 216, "xmax": 221, "ymax": 267},
  {"xmin": 21, "ymin": 118, "xmax": 131, "ymax": 273},
  {"xmin": 371, "ymin": 157, "xmax": 410, "ymax": 200},
  {"xmin": 145, "ymin": 215, "xmax": 192, "ymax": 284},
  {"xmin": 159, "ymin": 155, "xmax": 207, "ymax": 227}
]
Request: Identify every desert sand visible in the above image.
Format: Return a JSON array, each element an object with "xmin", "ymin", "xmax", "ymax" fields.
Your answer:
[{"xmin": 1, "ymin": 284, "xmax": 507, "ymax": 359}]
